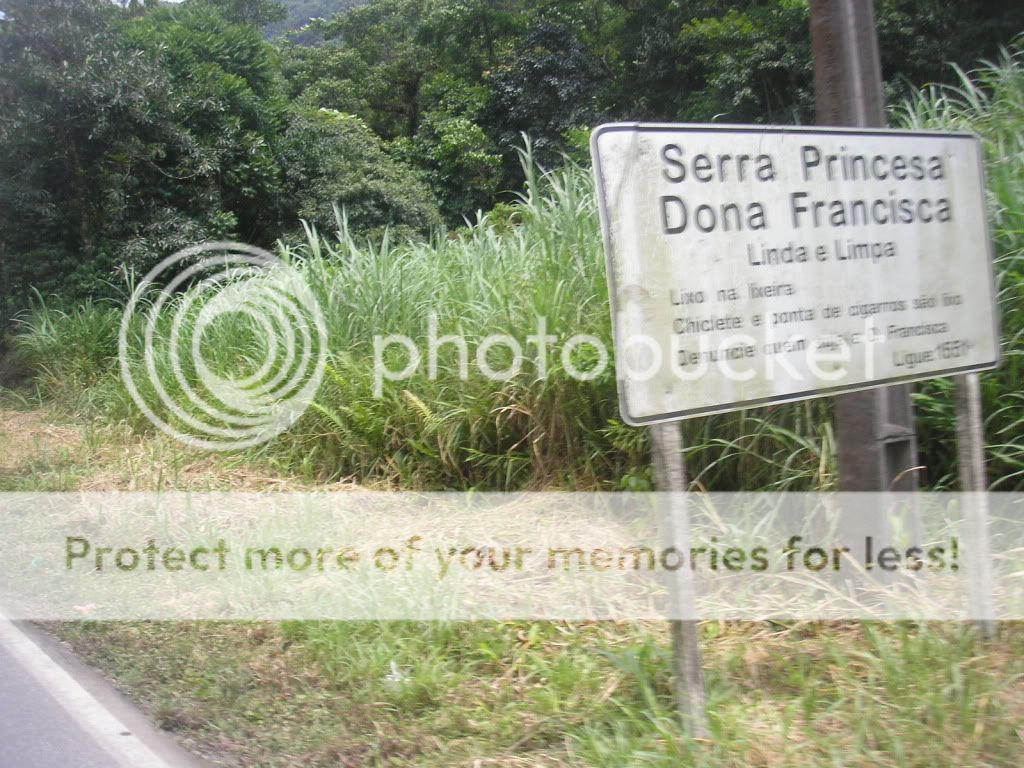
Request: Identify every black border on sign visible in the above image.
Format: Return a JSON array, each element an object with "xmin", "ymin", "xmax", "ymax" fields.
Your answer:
[{"xmin": 590, "ymin": 122, "xmax": 1002, "ymax": 426}]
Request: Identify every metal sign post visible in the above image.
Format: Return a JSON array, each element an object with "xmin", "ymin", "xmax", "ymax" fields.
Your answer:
[
  {"xmin": 648, "ymin": 421, "xmax": 708, "ymax": 738},
  {"xmin": 810, "ymin": 0, "xmax": 920, "ymax": 492},
  {"xmin": 955, "ymin": 373, "xmax": 997, "ymax": 637}
]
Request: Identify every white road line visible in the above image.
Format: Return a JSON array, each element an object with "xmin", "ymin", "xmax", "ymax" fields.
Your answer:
[{"xmin": 0, "ymin": 615, "xmax": 176, "ymax": 768}]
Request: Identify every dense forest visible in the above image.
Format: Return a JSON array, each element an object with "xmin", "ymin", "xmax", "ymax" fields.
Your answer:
[
  {"xmin": 264, "ymin": 0, "xmax": 362, "ymax": 41},
  {"xmin": 2, "ymin": 0, "xmax": 1023, "ymax": 328}
]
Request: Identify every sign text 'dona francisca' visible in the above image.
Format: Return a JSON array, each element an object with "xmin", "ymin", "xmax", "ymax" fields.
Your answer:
[{"xmin": 591, "ymin": 124, "xmax": 998, "ymax": 425}]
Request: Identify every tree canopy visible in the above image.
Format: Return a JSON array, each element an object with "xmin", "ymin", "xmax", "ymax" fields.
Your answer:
[{"xmin": 2, "ymin": 0, "xmax": 1022, "ymax": 326}]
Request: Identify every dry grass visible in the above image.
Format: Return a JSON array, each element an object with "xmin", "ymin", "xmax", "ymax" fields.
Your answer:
[
  {"xmin": 0, "ymin": 407, "xmax": 82, "ymax": 470},
  {"xmin": 0, "ymin": 403, "xmax": 365, "ymax": 492}
]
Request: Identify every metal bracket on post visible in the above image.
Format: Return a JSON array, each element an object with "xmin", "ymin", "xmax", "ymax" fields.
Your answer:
[{"xmin": 648, "ymin": 421, "xmax": 709, "ymax": 740}]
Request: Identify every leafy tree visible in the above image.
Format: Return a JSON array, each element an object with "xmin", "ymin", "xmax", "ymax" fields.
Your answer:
[
  {"xmin": 312, "ymin": 0, "xmax": 435, "ymax": 139},
  {"xmin": 124, "ymin": 1, "xmax": 289, "ymax": 244},
  {"xmin": 610, "ymin": 0, "xmax": 1024, "ymax": 124},
  {"xmin": 392, "ymin": 113, "xmax": 501, "ymax": 222},
  {"xmin": 486, "ymin": 20, "xmax": 605, "ymax": 164},
  {"xmin": 6, "ymin": 0, "xmax": 1024, "ymax": 328},
  {"xmin": 280, "ymin": 108, "xmax": 442, "ymax": 238},
  {"xmin": 279, "ymin": 41, "xmax": 375, "ymax": 115},
  {"xmin": 418, "ymin": 0, "xmax": 525, "ymax": 76},
  {"xmin": 0, "ymin": 0, "xmax": 291, "ymax": 322},
  {"xmin": 288, "ymin": 1, "xmax": 506, "ymax": 221},
  {"xmin": 0, "ymin": 0, "xmax": 190, "ymax": 315},
  {"xmin": 263, "ymin": 0, "xmax": 361, "ymax": 42},
  {"xmin": 0, "ymin": 3, "xmax": 371, "ymax": 325},
  {"xmin": 875, "ymin": 0, "xmax": 1024, "ymax": 103},
  {"xmin": 672, "ymin": 0, "xmax": 814, "ymax": 123}
]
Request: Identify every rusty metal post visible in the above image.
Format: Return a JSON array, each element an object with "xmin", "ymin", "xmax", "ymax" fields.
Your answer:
[{"xmin": 810, "ymin": 0, "xmax": 920, "ymax": 492}]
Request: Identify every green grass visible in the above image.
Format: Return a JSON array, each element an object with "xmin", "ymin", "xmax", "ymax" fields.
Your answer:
[
  {"xmin": 11, "ymin": 142, "xmax": 840, "ymax": 493},
  {"xmin": 899, "ymin": 44, "xmax": 1024, "ymax": 489},
  {"xmin": 54, "ymin": 620, "xmax": 1024, "ymax": 767}
]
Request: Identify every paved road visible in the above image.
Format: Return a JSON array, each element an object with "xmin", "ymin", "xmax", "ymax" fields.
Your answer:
[
  {"xmin": 0, "ymin": 640, "xmax": 118, "ymax": 767},
  {"xmin": 0, "ymin": 619, "xmax": 209, "ymax": 768}
]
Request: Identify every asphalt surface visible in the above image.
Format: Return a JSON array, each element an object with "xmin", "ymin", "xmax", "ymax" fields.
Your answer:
[
  {"xmin": 0, "ymin": 640, "xmax": 119, "ymax": 768},
  {"xmin": 0, "ymin": 620, "xmax": 210, "ymax": 768}
]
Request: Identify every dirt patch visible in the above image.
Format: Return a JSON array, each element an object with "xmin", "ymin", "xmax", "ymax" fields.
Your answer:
[
  {"xmin": 0, "ymin": 406, "xmax": 362, "ymax": 492},
  {"xmin": 0, "ymin": 408, "xmax": 83, "ymax": 471}
]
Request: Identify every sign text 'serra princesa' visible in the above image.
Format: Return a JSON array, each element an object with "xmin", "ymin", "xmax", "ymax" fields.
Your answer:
[{"xmin": 658, "ymin": 143, "xmax": 952, "ymax": 235}]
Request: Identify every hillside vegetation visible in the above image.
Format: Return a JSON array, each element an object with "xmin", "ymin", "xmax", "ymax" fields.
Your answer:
[
  {"xmin": 13, "ymin": 49, "xmax": 1024, "ymax": 491},
  {"xmin": 3, "ymin": 4, "xmax": 1024, "ymax": 767},
  {"xmin": 3, "ymin": 0, "xmax": 1024, "ymax": 325}
]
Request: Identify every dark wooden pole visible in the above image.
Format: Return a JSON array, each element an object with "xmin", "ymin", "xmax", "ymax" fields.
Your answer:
[{"xmin": 810, "ymin": 0, "xmax": 920, "ymax": 493}]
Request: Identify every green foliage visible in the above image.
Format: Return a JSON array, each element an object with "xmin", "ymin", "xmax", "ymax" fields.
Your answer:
[
  {"xmin": 280, "ymin": 108, "xmax": 442, "ymax": 237},
  {"xmin": 0, "ymin": 0, "xmax": 281, "ymax": 321},
  {"xmin": 310, "ymin": 0, "xmax": 434, "ymax": 139},
  {"xmin": 898, "ymin": 44, "xmax": 1024, "ymax": 488},
  {"xmin": 19, "ymin": 29, "xmax": 1024, "ymax": 492},
  {"xmin": 407, "ymin": 73, "xmax": 503, "ymax": 219},
  {"xmin": 393, "ymin": 113, "xmax": 501, "ymax": 223},
  {"xmin": 281, "ymin": 0, "xmax": 1024, "ymax": 216},
  {"xmin": 876, "ymin": 0, "xmax": 1024, "ymax": 103},
  {"xmin": 485, "ymin": 20, "xmax": 605, "ymax": 166},
  {"xmin": 0, "ymin": 0, "xmax": 438, "ymax": 329},
  {"xmin": 262, "ymin": 0, "xmax": 360, "ymax": 42},
  {"xmin": 279, "ymin": 42, "xmax": 375, "ymax": 114},
  {"xmin": 60, "ymin": 616, "xmax": 1024, "ymax": 766},
  {"xmin": 122, "ymin": 1, "xmax": 289, "ymax": 245},
  {"xmin": 15, "ymin": 146, "xmax": 836, "ymax": 490},
  {"xmin": 673, "ymin": 0, "xmax": 814, "ymax": 123},
  {"xmin": 13, "ymin": 297, "xmax": 123, "ymax": 399},
  {"xmin": 6, "ymin": 2, "xmax": 1024, "ymax": 492},
  {"xmin": 286, "ymin": 1, "xmax": 508, "ymax": 221},
  {"xmin": 0, "ymin": 0, "xmax": 176, "ymax": 318}
]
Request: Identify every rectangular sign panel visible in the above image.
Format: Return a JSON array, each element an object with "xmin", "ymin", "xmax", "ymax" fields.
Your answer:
[{"xmin": 591, "ymin": 124, "xmax": 999, "ymax": 425}]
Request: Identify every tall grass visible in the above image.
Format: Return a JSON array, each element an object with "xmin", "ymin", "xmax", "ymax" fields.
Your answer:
[
  {"xmin": 898, "ymin": 43, "xmax": 1024, "ymax": 488},
  {"xmin": 13, "ymin": 142, "xmax": 835, "ymax": 490},
  {"xmin": 14, "ymin": 46, "xmax": 1024, "ymax": 490},
  {"xmin": 59, "ymin": 619, "xmax": 1024, "ymax": 767},
  {"xmin": 266, "ymin": 151, "xmax": 833, "ymax": 490}
]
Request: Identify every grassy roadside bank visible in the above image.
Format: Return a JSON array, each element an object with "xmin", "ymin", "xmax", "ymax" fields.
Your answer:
[
  {"xmin": 57, "ymin": 619, "xmax": 1024, "ymax": 767},
  {"xmin": 2, "ymin": 404, "xmax": 1022, "ymax": 767}
]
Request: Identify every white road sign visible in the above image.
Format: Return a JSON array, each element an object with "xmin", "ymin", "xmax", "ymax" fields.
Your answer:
[{"xmin": 591, "ymin": 124, "xmax": 1000, "ymax": 425}]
